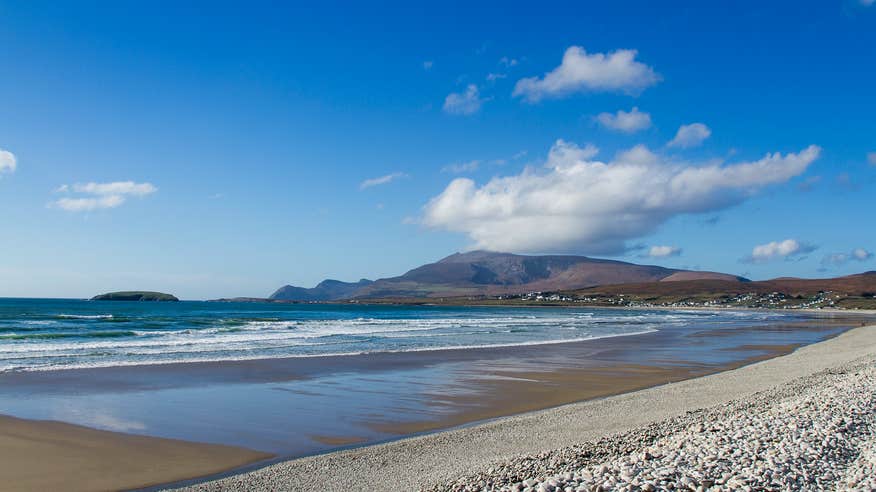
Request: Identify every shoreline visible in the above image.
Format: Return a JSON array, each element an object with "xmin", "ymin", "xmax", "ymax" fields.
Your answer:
[
  {"xmin": 173, "ymin": 323, "xmax": 876, "ymax": 491},
  {"xmin": 1, "ymin": 307, "xmax": 865, "ymax": 377},
  {"xmin": 0, "ymin": 314, "xmax": 869, "ymax": 491}
]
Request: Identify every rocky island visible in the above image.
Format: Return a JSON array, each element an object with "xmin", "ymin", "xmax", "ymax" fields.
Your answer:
[{"xmin": 90, "ymin": 291, "xmax": 179, "ymax": 302}]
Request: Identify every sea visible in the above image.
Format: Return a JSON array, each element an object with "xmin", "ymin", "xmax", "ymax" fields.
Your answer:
[{"xmin": 0, "ymin": 297, "xmax": 804, "ymax": 373}]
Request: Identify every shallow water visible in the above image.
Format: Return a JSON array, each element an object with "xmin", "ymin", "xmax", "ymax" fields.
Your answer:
[
  {"xmin": 0, "ymin": 298, "xmax": 797, "ymax": 372},
  {"xmin": 0, "ymin": 300, "xmax": 857, "ymax": 457}
]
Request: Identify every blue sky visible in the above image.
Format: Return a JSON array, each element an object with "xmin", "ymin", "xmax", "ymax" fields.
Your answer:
[{"xmin": 1, "ymin": 1, "xmax": 875, "ymax": 299}]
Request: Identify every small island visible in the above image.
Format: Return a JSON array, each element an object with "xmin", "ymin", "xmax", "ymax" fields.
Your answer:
[{"xmin": 90, "ymin": 291, "xmax": 179, "ymax": 302}]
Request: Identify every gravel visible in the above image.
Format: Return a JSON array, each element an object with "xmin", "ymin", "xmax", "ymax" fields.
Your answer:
[
  {"xmin": 174, "ymin": 325, "xmax": 876, "ymax": 492},
  {"xmin": 429, "ymin": 359, "xmax": 876, "ymax": 492}
]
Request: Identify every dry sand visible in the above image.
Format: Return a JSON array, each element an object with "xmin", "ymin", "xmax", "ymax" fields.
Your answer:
[
  {"xmin": 176, "ymin": 324, "xmax": 876, "ymax": 491},
  {"xmin": 0, "ymin": 415, "xmax": 271, "ymax": 492}
]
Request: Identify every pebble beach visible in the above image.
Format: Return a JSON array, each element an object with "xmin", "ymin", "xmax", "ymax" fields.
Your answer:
[
  {"xmin": 433, "ymin": 356, "xmax": 876, "ymax": 491},
  {"xmin": 177, "ymin": 323, "xmax": 876, "ymax": 492}
]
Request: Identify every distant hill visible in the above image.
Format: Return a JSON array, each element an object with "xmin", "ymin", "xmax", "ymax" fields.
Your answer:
[
  {"xmin": 270, "ymin": 279, "xmax": 374, "ymax": 301},
  {"xmin": 569, "ymin": 271, "xmax": 876, "ymax": 298},
  {"xmin": 270, "ymin": 251, "xmax": 746, "ymax": 300},
  {"xmin": 91, "ymin": 291, "xmax": 179, "ymax": 301}
]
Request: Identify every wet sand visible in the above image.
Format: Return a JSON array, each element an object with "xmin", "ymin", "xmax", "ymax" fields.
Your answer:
[{"xmin": 0, "ymin": 415, "xmax": 270, "ymax": 492}]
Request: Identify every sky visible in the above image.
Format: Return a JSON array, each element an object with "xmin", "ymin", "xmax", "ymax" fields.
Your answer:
[{"xmin": 1, "ymin": 1, "xmax": 875, "ymax": 299}]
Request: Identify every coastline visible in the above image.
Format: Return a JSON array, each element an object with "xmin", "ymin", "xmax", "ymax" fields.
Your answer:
[
  {"xmin": 173, "ymin": 323, "xmax": 876, "ymax": 491},
  {"xmin": 0, "ymin": 312, "xmax": 869, "ymax": 491}
]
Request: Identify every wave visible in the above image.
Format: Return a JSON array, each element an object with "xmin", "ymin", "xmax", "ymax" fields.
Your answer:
[
  {"xmin": 55, "ymin": 314, "xmax": 114, "ymax": 320},
  {"xmin": 0, "ymin": 331, "xmax": 137, "ymax": 341},
  {"xmin": 0, "ymin": 327, "xmax": 659, "ymax": 373},
  {"xmin": 0, "ymin": 306, "xmax": 793, "ymax": 373}
]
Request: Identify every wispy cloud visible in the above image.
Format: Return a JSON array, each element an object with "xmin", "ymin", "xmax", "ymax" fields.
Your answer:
[
  {"xmin": 442, "ymin": 160, "xmax": 481, "ymax": 174},
  {"xmin": 423, "ymin": 60, "xmax": 433, "ymax": 70},
  {"xmin": 821, "ymin": 248, "xmax": 874, "ymax": 266},
  {"xmin": 0, "ymin": 148, "xmax": 16, "ymax": 175},
  {"xmin": 644, "ymin": 245, "xmax": 682, "ymax": 258},
  {"xmin": 743, "ymin": 239, "xmax": 818, "ymax": 263},
  {"xmin": 486, "ymin": 73, "xmax": 507, "ymax": 82},
  {"xmin": 797, "ymin": 175, "xmax": 822, "ymax": 192},
  {"xmin": 443, "ymin": 84, "xmax": 485, "ymax": 115},
  {"xmin": 868, "ymin": 151, "xmax": 876, "ymax": 166},
  {"xmin": 595, "ymin": 107, "xmax": 652, "ymax": 133},
  {"xmin": 668, "ymin": 123, "xmax": 711, "ymax": 148},
  {"xmin": 360, "ymin": 172, "xmax": 406, "ymax": 189},
  {"xmin": 51, "ymin": 181, "xmax": 157, "ymax": 212},
  {"xmin": 499, "ymin": 57, "xmax": 518, "ymax": 67},
  {"xmin": 513, "ymin": 46, "xmax": 660, "ymax": 102}
]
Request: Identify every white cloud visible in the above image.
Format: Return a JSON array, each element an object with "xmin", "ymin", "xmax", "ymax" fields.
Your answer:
[
  {"xmin": 486, "ymin": 73, "xmax": 507, "ymax": 81},
  {"xmin": 868, "ymin": 152, "xmax": 876, "ymax": 166},
  {"xmin": 513, "ymin": 46, "xmax": 660, "ymax": 102},
  {"xmin": 443, "ymin": 85, "xmax": 485, "ymax": 115},
  {"xmin": 668, "ymin": 123, "xmax": 711, "ymax": 148},
  {"xmin": 499, "ymin": 57, "xmax": 518, "ymax": 67},
  {"xmin": 0, "ymin": 148, "xmax": 16, "ymax": 175},
  {"xmin": 861, "ymin": 0, "xmax": 874, "ymax": 6},
  {"xmin": 646, "ymin": 245, "xmax": 682, "ymax": 258},
  {"xmin": 423, "ymin": 60, "xmax": 433, "ymax": 70},
  {"xmin": 72, "ymin": 181, "xmax": 156, "ymax": 196},
  {"xmin": 443, "ymin": 160, "xmax": 481, "ymax": 174},
  {"xmin": 51, "ymin": 180, "xmax": 157, "ymax": 212},
  {"xmin": 422, "ymin": 140, "xmax": 820, "ymax": 254},
  {"xmin": 360, "ymin": 172, "xmax": 406, "ymax": 189},
  {"xmin": 596, "ymin": 107, "xmax": 652, "ymax": 133},
  {"xmin": 854, "ymin": 248, "xmax": 874, "ymax": 260},
  {"xmin": 822, "ymin": 248, "xmax": 874, "ymax": 266},
  {"xmin": 746, "ymin": 239, "xmax": 817, "ymax": 263}
]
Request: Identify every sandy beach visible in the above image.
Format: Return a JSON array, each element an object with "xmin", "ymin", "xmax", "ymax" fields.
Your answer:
[
  {"xmin": 174, "ymin": 323, "xmax": 876, "ymax": 491},
  {"xmin": 0, "ymin": 312, "xmax": 870, "ymax": 491},
  {"xmin": 0, "ymin": 415, "xmax": 270, "ymax": 492}
]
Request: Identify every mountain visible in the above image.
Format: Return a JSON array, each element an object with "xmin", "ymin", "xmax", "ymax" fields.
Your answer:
[
  {"xmin": 91, "ymin": 291, "xmax": 179, "ymax": 301},
  {"xmin": 290, "ymin": 251, "xmax": 746, "ymax": 300},
  {"xmin": 270, "ymin": 279, "xmax": 373, "ymax": 301}
]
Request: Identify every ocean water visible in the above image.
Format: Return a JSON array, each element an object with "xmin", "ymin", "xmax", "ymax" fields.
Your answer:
[{"xmin": 0, "ymin": 298, "xmax": 801, "ymax": 372}]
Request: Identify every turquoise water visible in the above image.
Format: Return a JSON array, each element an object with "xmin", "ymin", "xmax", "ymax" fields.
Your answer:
[{"xmin": 0, "ymin": 298, "xmax": 801, "ymax": 372}]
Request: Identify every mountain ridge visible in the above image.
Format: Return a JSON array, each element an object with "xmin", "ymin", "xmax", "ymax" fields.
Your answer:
[{"xmin": 269, "ymin": 251, "xmax": 747, "ymax": 301}]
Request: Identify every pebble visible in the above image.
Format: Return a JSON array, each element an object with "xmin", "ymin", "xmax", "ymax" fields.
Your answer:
[{"xmin": 428, "ymin": 358, "xmax": 876, "ymax": 492}]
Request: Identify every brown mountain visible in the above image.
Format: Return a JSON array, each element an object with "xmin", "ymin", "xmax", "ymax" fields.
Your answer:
[{"xmin": 350, "ymin": 251, "xmax": 747, "ymax": 299}]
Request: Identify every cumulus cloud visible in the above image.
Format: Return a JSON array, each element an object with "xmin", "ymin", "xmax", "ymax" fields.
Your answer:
[
  {"xmin": 52, "ymin": 180, "xmax": 157, "ymax": 212},
  {"xmin": 0, "ymin": 148, "xmax": 16, "ymax": 175},
  {"xmin": 360, "ymin": 172, "xmax": 406, "ymax": 189},
  {"xmin": 422, "ymin": 140, "xmax": 820, "ymax": 254},
  {"xmin": 822, "ymin": 248, "xmax": 874, "ymax": 266},
  {"xmin": 868, "ymin": 152, "xmax": 876, "ymax": 166},
  {"xmin": 668, "ymin": 123, "xmax": 711, "ymax": 148},
  {"xmin": 744, "ymin": 239, "xmax": 818, "ymax": 263},
  {"xmin": 513, "ymin": 46, "xmax": 660, "ymax": 102},
  {"xmin": 443, "ymin": 84, "xmax": 485, "ymax": 115},
  {"xmin": 596, "ymin": 107, "xmax": 652, "ymax": 133},
  {"xmin": 645, "ymin": 245, "xmax": 682, "ymax": 258},
  {"xmin": 443, "ymin": 160, "xmax": 481, "ymax": 174}
]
